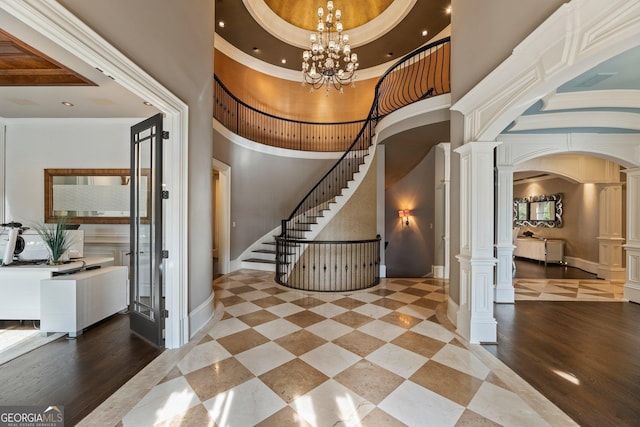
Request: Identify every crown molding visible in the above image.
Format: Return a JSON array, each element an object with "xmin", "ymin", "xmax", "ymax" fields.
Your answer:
[
  {"xmin": 242, "ymin": 0, "xmax": 416, "ymax": 49},
  {"xmin": 542, "ymin": 89, "xmax": 640, "ymax": 111},
  {"xmin": 214, "ymin": 24, "xmax": 451, "ymax": 83},
  {"xmin": 511, "ymin": 111, "xmax": 640, "ymax": 132}
]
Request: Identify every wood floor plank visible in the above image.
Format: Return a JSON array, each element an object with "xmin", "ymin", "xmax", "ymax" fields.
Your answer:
[
  {"xmin": 485, "ymin": 301, "xmax": 640, "ymax": 427},
  {"xmin": 0, "ymin": 314, "xmax": 162, "ymax": 426}
]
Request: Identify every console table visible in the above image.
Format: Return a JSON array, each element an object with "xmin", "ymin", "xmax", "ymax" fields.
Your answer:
[
  {"xmin": 514, "ymin": 237, "xmax": 564, "ymax": 266},
  {"xmin": 0, "ymin": 257, "xmax": 128, "ymax": 336}
]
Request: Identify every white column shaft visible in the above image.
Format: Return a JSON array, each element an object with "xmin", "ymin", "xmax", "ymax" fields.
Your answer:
[
  {"xmin": 624, "ymin": 169, "xmax": 640, "ymax": 302},
  {"xmin": 455, "ymin": 141, "xmax": 500, "ymax": 343}
]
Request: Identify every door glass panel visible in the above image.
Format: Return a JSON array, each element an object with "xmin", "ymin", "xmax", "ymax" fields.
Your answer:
[
  {"xmin": 130, "ymin": 113, "xmax": 163, "ymax": 346},
  {"xmin": 135, "ymin": 136, "xmax": 153, "ymax": 320}
]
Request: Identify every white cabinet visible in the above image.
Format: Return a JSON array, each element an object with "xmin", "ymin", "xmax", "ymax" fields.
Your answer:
[
  {"xmin": 0, "ymin": 257, "xmax": 114, "ymax": 320},
  {"xmin": 40, "ymin": 266, "xmax": 128, "ymax": 337},
  {"xmin": 514, "ymin": 237, "xmax": 564, "ymax": 265}
]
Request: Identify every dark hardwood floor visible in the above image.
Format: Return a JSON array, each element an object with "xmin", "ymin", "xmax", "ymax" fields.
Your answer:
[
  {"xmin": 514, "ymin": 258, "xmax": 597, "ymax": 279},
  {"xmin": 0, "ymin": 313, "xmax": 162, "ymax": 426},
  {"xmin": 485, "ymin": 258, "xmax": 640, "ymax": 427}
]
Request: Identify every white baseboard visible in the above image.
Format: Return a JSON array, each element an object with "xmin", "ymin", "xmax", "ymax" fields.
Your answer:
[
  {"xmin": 433, "ymin": 265, "xmax": 445, "ymax": 278},
  {"xmin": 189, "ymin": 291, "xmax": 215, "ymax": 338},
  {"xmin": 564, "ymin": 256, "xmax": 599, "ymax": 275},
  {"xmin": 447, "ymin": 296, "xmax": 458, "ymax": 328},
  {"xmin": 624, "ymin": 283, "xmax": 640, "ymax": 303},
  {"xmin": 379, "ymin": 264, "xmax": 387, "ymax": 278}
]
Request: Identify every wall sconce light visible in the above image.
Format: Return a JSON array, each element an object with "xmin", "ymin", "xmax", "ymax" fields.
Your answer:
[{"xmin": 398, "ymin": 209, "xmax": 411, "ymax": 227}]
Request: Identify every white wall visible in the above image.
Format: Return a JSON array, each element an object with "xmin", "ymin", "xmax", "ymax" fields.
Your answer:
[{"xmin": 4, "ymin": 118, "xmax": 140, "ymax": 238}]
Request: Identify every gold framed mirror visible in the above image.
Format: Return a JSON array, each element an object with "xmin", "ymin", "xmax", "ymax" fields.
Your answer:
[{"xmin": 44, "ymin": 168, "xmax": 149, "ymax": 224}]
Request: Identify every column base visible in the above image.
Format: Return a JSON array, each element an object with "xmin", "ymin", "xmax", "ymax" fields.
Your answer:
[
  {"xmin": 494, "ymin": 286, "xmax": 515, "ymax": 303},
  {"xmin": 456, "ymin": 303, "xmax": 497, "ymax": 344},
  {"xmin": 624, "ymin": 283, "xmax": 640, "ymax": 303},
  {"xmin": 597, "ymin": 266, "xmax": 626, "ymax": 281}
]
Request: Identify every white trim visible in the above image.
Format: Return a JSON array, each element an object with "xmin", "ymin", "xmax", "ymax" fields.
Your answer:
[
  {"xmin": 1, "ymin": 0, "xmax": 190, "ymax": 348},
  {"xmin": 242, "ymin": 0, "xmax": 416, "ymax": 49},
  {"xmin": 624, "ymin": 283, "xmax": 640, "ymax": 302},
  {"xmin": 447, "ymin": 296, "xmax": 458, "ymax": 327},
  {"xmin": 510, "ymin": 111, "xmax": 640, "ymax": 132},
  {"xmin": 214, "ymin": 24, "xmax": 451, "ymax": 83},
  {"xmin": 212, "ymin": 158, "xmax": 231, "ymax": 275},
  {"xmin": 542, "ymin": 89, "xmax": 640, "ymax": 111},
  {"xmin": 379, "ymin": 264, "xmax": 386, "ymax": 278},
  {"xmin": 189, "ymin": 291, "xmax": 215, "ymax": 338},
  {"xmin": 498, "ymin": 133, "xmax": 640, "ymax": 169},
  {"xmin": 213, "ymin": 118, "xmax": 344, "ymax": 160},
  {"xmin": 214, "ymin": 35, "xmax": 386, "ymax": 83},
  {"xmin": 433, "ymin": 265, "xmax": 445, "ymax": 278},
  {"xmin": 376, "ymin": 94, "xmax": 451, "ymax": 143},
  {"xmin": 451, "ymin": 0, "xmax": 640, "ymax": 142},
  {"xmin": 514, "ymin": 154, "xmax": 622, "ymax": 184},
  {"xmin": 564, "ymin": 256, "xmax": 599, "ymax": 274},
  {"xmin": 0, "ymin": 120, "xmax": 5, "ymax": 224}
]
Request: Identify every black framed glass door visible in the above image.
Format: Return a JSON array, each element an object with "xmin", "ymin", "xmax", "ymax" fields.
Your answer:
[{"xmin": 130, "ymin": 113, "xmax": 164, "ymax": 346}]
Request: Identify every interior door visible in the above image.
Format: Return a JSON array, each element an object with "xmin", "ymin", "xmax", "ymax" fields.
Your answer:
[{"xmin": 130, "ymin": 113, "xmax": 164, "ymax": 346}]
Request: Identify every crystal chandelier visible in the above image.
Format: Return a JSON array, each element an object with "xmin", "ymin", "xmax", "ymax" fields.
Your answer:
[{"xmin": 301, "ymin": 1, "xmax": 359, "ymax": 94}]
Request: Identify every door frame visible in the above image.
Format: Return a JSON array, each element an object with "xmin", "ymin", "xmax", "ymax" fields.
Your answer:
[
  {"xmin": 2, "ymin": 1, "xmax": 190, "ymax": 348},
  {"xmin": 212, "ymin": 158, "xmax": 231, "ymax": 275}
]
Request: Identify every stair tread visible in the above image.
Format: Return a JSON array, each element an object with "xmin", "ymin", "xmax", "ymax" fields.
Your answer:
[
  {"xmin": 243, "ymin": 258, "xmax": 276, "ymax": 264},
  {"xmin": 253, "ymin": 249, "xmax": 276, "ymax": 254}
]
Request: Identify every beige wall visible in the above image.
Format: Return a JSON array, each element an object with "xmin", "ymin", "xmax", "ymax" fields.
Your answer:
[
  {"xmin": 215, "ymin": 50, "xmax": 376, "ymax": 123},
  {"xmin": 515, "ymin": 177, "xmax": 599, "ymax": 263},
  {"xmin": 60, "ymin": 0, "xmax": 215, "ymax": 310},
  {"xmin": 317, "ymin": 152, "xmax": 378, "ymax": 240}
]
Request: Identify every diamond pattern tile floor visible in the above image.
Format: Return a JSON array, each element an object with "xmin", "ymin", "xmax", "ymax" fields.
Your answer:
[
  {"xmin": 110, "ymin": 270, "xmax": 575, "ymax": 427},
  {"xmin": 514, "ymin": 278, "xmax": 624, "ymax": 301}
]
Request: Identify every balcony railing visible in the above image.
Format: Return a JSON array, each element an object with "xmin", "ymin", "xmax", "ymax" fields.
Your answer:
[{"xmin": 214, "ymin": 76, "xmax": 365, "ymax": 152}]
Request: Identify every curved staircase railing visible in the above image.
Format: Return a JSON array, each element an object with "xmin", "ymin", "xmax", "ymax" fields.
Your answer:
[
  {"xmin": 276, "ymin": 37, "xmax": 451, "ymax": 290},
  {"xmin": 214, "ymin": 75, "xmax": 366, "ymax": 152}
]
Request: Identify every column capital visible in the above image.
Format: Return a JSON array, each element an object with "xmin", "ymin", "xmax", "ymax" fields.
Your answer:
[
  {"xmin": 496, "ymin": 164, "xmax": 516, "ymax": 172},
  {"xmin": 454, "ymin": 140, "xmax": 501, "ymax": 156},
  {"xmin": 623, "ymin": 167, "xmax": 640, "ymax": 177}
]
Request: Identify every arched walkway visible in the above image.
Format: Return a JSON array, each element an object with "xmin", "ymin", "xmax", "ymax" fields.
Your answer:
[{"xmin": 450, "ymin": 0, "xmax": 640, "ymax": 343}]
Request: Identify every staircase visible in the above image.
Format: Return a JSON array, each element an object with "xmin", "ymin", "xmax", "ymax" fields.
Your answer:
[
  {"xmin": 239, "ymin": 145, "xmax": 375, "ymax": 271},
  {"xmin": 229, "ymin": 37, "xmax": 451, "ymax": 281}
]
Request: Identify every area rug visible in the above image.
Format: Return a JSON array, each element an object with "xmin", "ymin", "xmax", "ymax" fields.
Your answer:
[{"xmin": 0, "ymin": 327, "xmax": 65, "ymax": 365}]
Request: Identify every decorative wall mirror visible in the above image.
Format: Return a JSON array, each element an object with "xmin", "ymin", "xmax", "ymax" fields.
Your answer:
[
  {"xmin": 513, "ymin": 193, "xmax": 563, "ymax": 228},
  {"xmin": 44, "ymin": 168, "xmax": 148, "ymax": 224}
]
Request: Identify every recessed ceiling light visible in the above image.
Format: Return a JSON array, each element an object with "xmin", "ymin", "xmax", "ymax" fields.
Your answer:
[
  {"xmin": 422, "ymin": 30, "xmax": 428, "ymax": 37},
  {"xmin": 446, "ymin": 6, "xmax": 452, "ymax": 14},
  {"xmin": 143, "ymin": 101, "xmax": 153, "ymax": 107},
  {"xmin": 218, "ymin": 21, "xmax": 225, "ymax": 28},
  {"xmin": 61, "ymin": 101, "xmax": 74, "ymax": 107},
  {"xmin": 281, "ymin": 59, "xmax": 286, "ymax": 64},
  {"xmin": 386, "ymin": 52, "xmax": 393, "ymax": 57}
]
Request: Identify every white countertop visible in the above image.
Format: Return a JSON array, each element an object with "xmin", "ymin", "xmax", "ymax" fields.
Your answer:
[{"xmin": 0, "ymin": 257, "xmax": 114, "ymax": 273}]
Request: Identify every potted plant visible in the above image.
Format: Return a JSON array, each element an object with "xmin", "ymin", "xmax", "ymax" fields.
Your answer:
[{"xmin": 32, "ymin": 216, "xmax": 72, "ymax": 265}]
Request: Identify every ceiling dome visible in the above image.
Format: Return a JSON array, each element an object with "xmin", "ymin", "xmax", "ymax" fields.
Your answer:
[{"xmin": 264, "ymin": 0, "xmax": 394, "ymax": 31}]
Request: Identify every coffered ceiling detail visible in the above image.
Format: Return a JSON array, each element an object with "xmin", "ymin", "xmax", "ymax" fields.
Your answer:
[{"xmin": 0, "ymin": 28, "xmax": 94, "ymax": 86}]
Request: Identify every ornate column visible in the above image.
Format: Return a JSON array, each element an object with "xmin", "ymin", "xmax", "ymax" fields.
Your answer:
[
  {"xmin": 495, "ymin": 164, "xmax": 515, "ymax": 302},
  {"xmin": 598, "ymin": 184, "xmax": 625, "ymax": 280},
  {"xmin": 624, "ymin": 168, "xmax": 640, "ymax": 302},
  {"xmin": 455, "ymin": 141, "xmax": 500, "ymax": 343}
]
